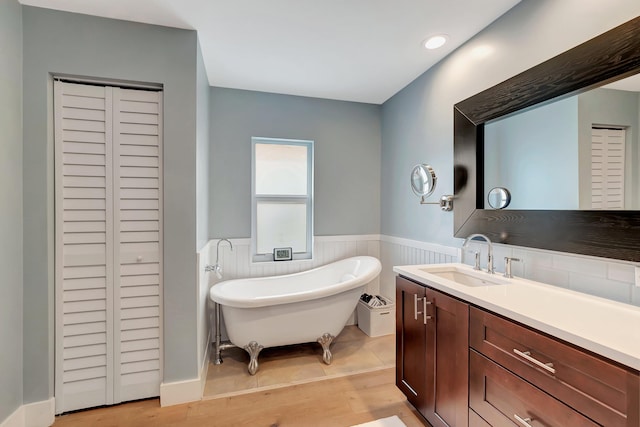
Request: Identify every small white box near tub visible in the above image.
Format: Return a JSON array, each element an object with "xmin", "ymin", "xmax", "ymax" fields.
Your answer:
[{"xmin": 357, "ymin": 296, "xmax": 395, "ymax": 337}]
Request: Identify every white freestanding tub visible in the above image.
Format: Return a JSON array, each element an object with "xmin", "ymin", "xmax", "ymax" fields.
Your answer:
[{"xmin": 209, "ymin": 256, "xmax": 382, "ymax": 374}]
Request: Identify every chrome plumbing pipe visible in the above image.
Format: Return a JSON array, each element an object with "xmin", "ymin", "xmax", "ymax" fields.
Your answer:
[{"xmin": 213, "ymin": 301, "xmax": 236, "ymax": 365}]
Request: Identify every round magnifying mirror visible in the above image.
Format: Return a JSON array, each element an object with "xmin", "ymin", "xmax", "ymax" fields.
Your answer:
[
  {"xmin": 410, "ymin": 164, "xmax": 437, "ymax": 198},
  {"xmin": 487, "ymin": 187, "xmax": 511, "ymax": 209}
]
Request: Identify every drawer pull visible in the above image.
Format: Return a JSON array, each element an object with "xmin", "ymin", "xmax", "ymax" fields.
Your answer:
[
  {"xmin": 413, "ymin": 294, "xmax": 432, "ymax": 324},
  {"xmin": 514, "ymin": 414, "xmax": 534, "ymax": 427},
  {"xmin": 513, "ymin": 348, "xmax": 556, "ymax": 374}
]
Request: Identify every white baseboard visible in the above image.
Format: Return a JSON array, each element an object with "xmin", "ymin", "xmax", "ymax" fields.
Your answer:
[
  {"xmin": 0, "ymin": 406, "xmax": 23, "ymax": 427},
  {"xmin": 1, "ymin": 398, "xmax": 55, "ymax": 427},
  {"xmin": 160, "ymin": 378, "xmax": 202, "ymax": 407},
  {"xmin": 24, "ymin": 399, "xmax": 54, "ymax": 427}
]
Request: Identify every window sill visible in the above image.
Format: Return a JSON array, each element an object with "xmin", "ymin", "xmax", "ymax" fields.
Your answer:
[{"xmin": 250, "ymin": 257, "xmax": 314, "ymax": 267}]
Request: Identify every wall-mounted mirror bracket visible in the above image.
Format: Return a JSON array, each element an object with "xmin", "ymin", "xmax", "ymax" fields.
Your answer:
[
  {"xmin": 411, "ymin": 164, "xmax": 454, "ymax": 211},
  {"xmin": 420, "ymin": 194, "xmax": 454, "ymax": 211}
]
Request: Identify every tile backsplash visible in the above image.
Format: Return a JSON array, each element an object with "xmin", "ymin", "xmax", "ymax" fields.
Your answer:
[{"xmin": 461, "ymin": 240, "xmax": 639, "ymax": 306}]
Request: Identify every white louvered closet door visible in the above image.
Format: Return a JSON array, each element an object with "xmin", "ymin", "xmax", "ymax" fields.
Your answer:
[
  {"xmin": 113, "ymin": 88, "xmax": 163, "ymax": 403},
  {"xmin": 591, "ymin": 127, "xmax": 625, "ymax": 209},
  {"xmin": 54, "ymin": 81, "xmax": 163, "ymax": 413}
]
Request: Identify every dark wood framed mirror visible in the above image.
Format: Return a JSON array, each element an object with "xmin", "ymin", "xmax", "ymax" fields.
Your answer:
[{"xmin": 454, "ymin": 16, "xmax": 640, "ymax": 262}]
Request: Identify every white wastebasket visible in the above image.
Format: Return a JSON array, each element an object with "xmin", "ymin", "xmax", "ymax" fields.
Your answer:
[{"xmin": 356, "ymin": 295, "xmax": 395, "ymax": 337}]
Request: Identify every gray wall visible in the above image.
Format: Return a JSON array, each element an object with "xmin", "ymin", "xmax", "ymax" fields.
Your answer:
[
  {"xmin": 22, "ymin": 6, "xmax": 199, "ymax": 403},
  {"xmin": 381, "ymin": 0, "xmax": 640, "ymax": 247},
  {"xmin": 196, "ymin": 39, "xmax": 210, "ymax": 250},
  {"xmin": 0, "ymin": 0, "xmax": 23, "ymax": 421},
  {"xmin": 578, "ymin": 88, "xmax": 640, "ymax": 209},
  {"xmin": 209, "ymin": 87, "xmax": 381, "ymax": 238},
  {"xmin": 195, "ymin": 38, "xmax": 211, "ymax": 376}
]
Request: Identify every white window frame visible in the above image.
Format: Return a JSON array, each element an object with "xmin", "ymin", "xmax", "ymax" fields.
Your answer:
[{"xmin": 251, "ymin": 137, "xmax": 314, "ymax": 262}]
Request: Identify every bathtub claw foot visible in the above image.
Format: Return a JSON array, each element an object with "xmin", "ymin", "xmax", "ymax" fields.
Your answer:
[
  {"xmin": 317, "ymin": 333, "xmax": 335, "ymax": 365},
  {"xmin": 244, "ymin": 341, "xmax": 264, "ymax": 375}
]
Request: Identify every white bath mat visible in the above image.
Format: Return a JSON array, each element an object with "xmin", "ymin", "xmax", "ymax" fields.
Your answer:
[{"xmin": 351, "ymin": 415, "xmax": 407, "ymax": 427}]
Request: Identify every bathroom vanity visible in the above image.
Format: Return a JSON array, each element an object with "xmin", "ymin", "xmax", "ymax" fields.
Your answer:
[{"xmin": 394, "ymin": 264, "xmax": 640, "ymax": 427}]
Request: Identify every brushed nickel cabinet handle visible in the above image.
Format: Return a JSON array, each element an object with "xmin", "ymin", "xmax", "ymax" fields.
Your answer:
[
  {"xmin": 413, "ymin": 295, "xmax": 432, "ymax": 324},
  {"xmin": 423, "ymin": 298, "xmax": 432, "ymax": 325},
  {"xmin": 514, "ymin": 414, "xmax": 534, "ymax": 427},
  {"xmin": 513, "ymin": 348, "xmax": 556, "ymax": 374}
]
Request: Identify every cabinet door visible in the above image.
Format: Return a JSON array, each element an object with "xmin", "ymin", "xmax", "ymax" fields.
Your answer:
[
  {"xmin": 396, "ymin": 276, "xmax": 428, "ymax": 416},
  {"xmin": 425, "ymin": 288, "xmax": 469, "ymax": 427}
]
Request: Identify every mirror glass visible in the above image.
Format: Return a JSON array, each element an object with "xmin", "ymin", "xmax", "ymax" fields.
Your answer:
[
  {"xmin": 411, "ymin": 164, "xmax": 437, "ymax": 197},
  {"xmin": 483, "ymin": 73, "xmax": 640, "ymax": 210},
  {"xmin": 487, "ymin": 187, "xmax": 511, "ymax": 209}
]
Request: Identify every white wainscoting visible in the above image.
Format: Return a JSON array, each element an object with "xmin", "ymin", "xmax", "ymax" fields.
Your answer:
[
  {"xmin": 201, "ymin": 234, "xmax": 459, "ymax": 342},
  {"xmin": 209, "ymin": 235, "xmax": 381, "ymax": 291},
  {"xmin": 202, "ymin": 235, "xmax": 381, "ymax": 342},
  {"xmin": 379, "ymin": 236, "xmax": 460, "ymax": 299}
]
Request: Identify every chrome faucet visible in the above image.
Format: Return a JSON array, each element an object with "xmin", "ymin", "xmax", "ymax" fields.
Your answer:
[
  {"xmin": 205, "ymin": 238, "xmax": 233, "ymax": 279},
  {"xmin": 462, "ymin": 233, "xmax": 494, "ymax": 274}
]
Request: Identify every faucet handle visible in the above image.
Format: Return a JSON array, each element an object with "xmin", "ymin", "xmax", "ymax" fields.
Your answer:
[
  {"xmin": 470, "ymin": 250, "xmax": 481, "ymax": 270},
  {"xmin": 504, "ymin": 257, "xmax": 521, "ymax": 278},
  {"xmin": 464, "ymin": 249, "xmax": 481, "ymax": 270}
]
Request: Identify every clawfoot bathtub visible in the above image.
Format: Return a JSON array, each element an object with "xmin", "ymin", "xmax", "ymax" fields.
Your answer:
[{"xmin": 209, "ymin": 256, "xmax": 382, "ymax": 375}]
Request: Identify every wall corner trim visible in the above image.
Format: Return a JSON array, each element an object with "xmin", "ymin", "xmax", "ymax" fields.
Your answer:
[
  {"xmin": 160, "ymin": 378, "xmax": 202, "ymax": 407},
  {"xmin": 200, "ymin": 329, "xmax": 211, "ymax": 397},
  {"xmin": 0, "ymin": 398, "xmax": 55, "ymax": 427}
]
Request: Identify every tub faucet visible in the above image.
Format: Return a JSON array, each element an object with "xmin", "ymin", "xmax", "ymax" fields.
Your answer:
[
  {"xmin": 206, "ymin": 238, "xmax": 234, "ymax": 279},
  {"xmin": 462, "ymin": 233, "xmax": 494, "ymax": 274}
]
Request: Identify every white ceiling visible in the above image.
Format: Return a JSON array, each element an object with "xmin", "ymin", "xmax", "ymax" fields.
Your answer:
[
  {"xmin": 603, "ymin": 73, "xmax": 640, "ymax": 92},
  {"xmin": 19, "ymin": 0, "xmax": 521, "ymax": 104}
]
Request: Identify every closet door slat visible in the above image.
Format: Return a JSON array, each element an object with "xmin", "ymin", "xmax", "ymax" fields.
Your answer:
[
  {"xmin": 55, "ymin": 81, "xmax": 114, "ymax": 413},
  {"xmin": 55, "ymin": 81, "xmax": 162, "ymax": 413}
]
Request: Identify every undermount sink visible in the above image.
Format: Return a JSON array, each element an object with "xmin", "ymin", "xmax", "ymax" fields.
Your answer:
[{"xmin": 419, "ymin": 266, "xmax": 508, "ymax": 287}]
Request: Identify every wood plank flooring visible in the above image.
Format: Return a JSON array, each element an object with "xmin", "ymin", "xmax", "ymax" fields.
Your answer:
[
  {"xmin": 53, "ymin": 368, "xmax": 428, "ymax": 427},
  {"xmin": 205, "ymin": 326, "xmax": 395, "ymax": 398},
  {"xmin": 54, "ymin": 327, "xmax": 428, "ymax": 426}
]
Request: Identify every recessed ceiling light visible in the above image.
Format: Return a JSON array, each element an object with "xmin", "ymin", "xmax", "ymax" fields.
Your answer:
[{"xmin": 423, "ymin": 35, "xmax": 448, "ymax": 50}]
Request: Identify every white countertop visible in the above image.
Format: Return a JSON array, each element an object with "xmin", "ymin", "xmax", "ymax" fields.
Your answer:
[{"xmin": 394, "ymin": 263, "xmax": 640, "ymax": 371}]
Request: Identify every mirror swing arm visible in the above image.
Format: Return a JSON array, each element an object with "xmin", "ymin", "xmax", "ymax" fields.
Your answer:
[
  {"xmin": 419, "ymin": 194, "xmax": 454, "ymax": 211},
  {"xmin": 410, "ymin": 163, "xmax": 454, "ymax": 211},
  {"xmin": 453, "ymin": 16, "xmax": 640, "ymax": 262}
]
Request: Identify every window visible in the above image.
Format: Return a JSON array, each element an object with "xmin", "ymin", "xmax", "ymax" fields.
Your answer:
[{"xmin": 251, "ymin": 137, "xmax": 313, "ymax": 262}]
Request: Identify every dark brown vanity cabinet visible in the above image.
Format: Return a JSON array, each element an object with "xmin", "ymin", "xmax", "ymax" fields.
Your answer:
[
  {"xmin": 469, "ymin": 307, "xmax": 640, "ymax": 427},
  {"xmin": 396, "ymin": 276, "xmax": 469, "ymax": 427},
  {"xmin": 396, "ymin": 276, "xmax": 640, "ymax": 427}
]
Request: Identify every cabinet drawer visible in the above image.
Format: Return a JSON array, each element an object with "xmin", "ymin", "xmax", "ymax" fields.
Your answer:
[
  {"xmin": 470, "ymin": 350, "xmax": 599, "ymax": 427},
  {"xmin": 470, "ymin": 307, "xmax": 639, "ymax": 427}
]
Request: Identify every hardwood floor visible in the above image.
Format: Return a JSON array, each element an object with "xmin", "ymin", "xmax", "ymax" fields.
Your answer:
[
  {"xmin": 204, "ymin": 326, "xmax": 395, "ymax": 398},
  {"xmin": 53, "ymin": 328, "xmax": 428, "ymax": 426},
  {"xmin": 53, "ymin": 368, "xmax": 428, "ymax": 427}
]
